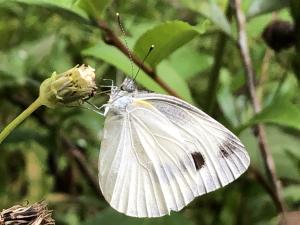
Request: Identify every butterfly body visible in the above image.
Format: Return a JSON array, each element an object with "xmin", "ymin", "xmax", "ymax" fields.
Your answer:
[
  {"xmin": 106, "ymin": 94, "xmax": 133, "ymax": 114},
  {"xmin": 98, "ymin": 78, "xmax": 250, "ymax": 217}
]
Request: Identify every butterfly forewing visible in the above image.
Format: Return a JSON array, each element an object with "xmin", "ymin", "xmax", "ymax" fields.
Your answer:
[{"xmin": 137, "ymin": 93, "xmax": 250, "ymax": 187}]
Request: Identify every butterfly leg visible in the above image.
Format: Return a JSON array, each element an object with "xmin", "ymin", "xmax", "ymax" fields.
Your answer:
[
  {"xmin": 85, "ymin": 101, "xmax": 108, "ymax": 116},
  {"xmin": 101, "ymin": 79, "xmax": 115, "ymax": 88}
]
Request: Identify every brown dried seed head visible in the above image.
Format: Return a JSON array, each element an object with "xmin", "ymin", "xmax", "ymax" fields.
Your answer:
[
  {"xmin": 0, "ymin": 201, "xmax": 55, "ymax": 225},
  {"xmin": 262, "ymin": 20, "xmax": 295, "ymax": 52}
]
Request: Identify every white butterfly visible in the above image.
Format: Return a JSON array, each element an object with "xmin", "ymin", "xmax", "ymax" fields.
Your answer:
[{"xmin": 98, "ymin": 78, "xmax": 250, "ymax": 218}]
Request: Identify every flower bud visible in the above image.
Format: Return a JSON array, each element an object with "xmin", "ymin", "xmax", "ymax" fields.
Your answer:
[{"xmin": 39, "ymin": 65, "xmax": 97, "ymax": 108}]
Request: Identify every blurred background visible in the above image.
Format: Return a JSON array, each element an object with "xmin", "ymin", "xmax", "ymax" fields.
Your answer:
[{"xmin": 0, "ymin": 0, "xmax": 299, "ymax": 224}]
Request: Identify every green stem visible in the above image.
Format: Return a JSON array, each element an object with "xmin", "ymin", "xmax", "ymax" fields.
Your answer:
[
  {"xmin": 0, "ymin": 97, "xmax": 43, "ymax": 144},
  {"xmin": 206, "ymin": 32, "xmax": 228, "ymax": 114},
  {"xmin": 206, "ymin": 3, "xmax": 232, "ymax": 114}
]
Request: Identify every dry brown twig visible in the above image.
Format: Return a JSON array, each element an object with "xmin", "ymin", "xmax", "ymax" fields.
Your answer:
[{"xmin": 232, "ymin": 0, "xmax": 286, "ymax": 215}]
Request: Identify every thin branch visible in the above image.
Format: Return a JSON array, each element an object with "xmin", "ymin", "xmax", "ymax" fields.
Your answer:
[
  {"xmin": 233, "ymin": 0, "xmax": 286, "ymax": 214},
  {"xmin": 95, "ymin": 19, "xmax": 181, "ymax": 98}
]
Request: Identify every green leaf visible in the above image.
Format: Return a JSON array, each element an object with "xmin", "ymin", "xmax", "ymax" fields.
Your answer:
[
  {"xmin": 179, "ymin": 0, "xmax": 231, "ymax": 36},
  {"xmin": 197, "ymin": 1, "xmax": 231, "ymax": 36},
  {"xmin": 157, "ymin": 62, "xmax": 194, "ymax": 103},
  {"xmin": 167, "ymin": 42, "xmax": 213, "ymax": 79},
  {"xmin": 83, "ymin": 208, "xmax": 195, "ymax": 225},
  {"xmin": 246, "ymin": 14, "xmax": 273, "ymax": 39},
  {"xmin": 217, "ymin": 69, "xmax": 239, "ymax": 127},
  {"xmin": 13, "ymin": 0, "xmax": 89, "ymax": 20},
  {"xmin": 82, "ymin": 42, "xmax": 166, "ymax": 94},
  {"xmin": 248, "ymin": 98, "xmax": 300, "ymax": 131},
  {"xmin": 247, "ymin": 0, "xmax": 290, "ymax": 19},
  {"xmin": 76, "ymin": 0, "xmax": 112, "ymax": 19},
  {"xmin": 133, "ymin": 21, "xmax": 198, "ymax": 67},
  {"xmin": 283, "ymin": 185, "xmax": 300, "ymax": 204},
  {"xmin": 0, "ymin": 35, "xmax": 56, "ymax": 80}
]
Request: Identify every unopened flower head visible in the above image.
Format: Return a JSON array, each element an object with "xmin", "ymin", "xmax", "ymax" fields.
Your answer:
[{"xmin": 39, "ymin": 65, "xmax": 97, "ymax": 108}]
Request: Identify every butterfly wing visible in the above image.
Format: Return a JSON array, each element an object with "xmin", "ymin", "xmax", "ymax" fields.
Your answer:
[
  {"xmin": 136, "ymin": 93, "xmax": 250, "ymax": 191},
  {"xmin": 99, "ymin": 94, "xmax": 250, "ymax": 218},
  {"xmin": 99, "ymin": 100, "xmax": 208, "ymax": 217}
]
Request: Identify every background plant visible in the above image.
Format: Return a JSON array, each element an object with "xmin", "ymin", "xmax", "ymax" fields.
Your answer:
[{"xmin": 0, "ymin": 0, "xmax": 299, "ymax": 225}]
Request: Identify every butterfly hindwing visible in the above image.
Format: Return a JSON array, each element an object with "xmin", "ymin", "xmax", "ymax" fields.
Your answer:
[{"xmin": 99, "ymin": 100, "xmax": 210, "ymax": 217}]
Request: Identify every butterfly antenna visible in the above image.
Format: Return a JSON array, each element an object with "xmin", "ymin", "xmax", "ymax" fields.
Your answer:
[
  {"xmin": 133, "ymin": 44, "xmax": 154, "ymax": 81},
  {"xmin": 116, "ymin": 12, "xmax": 134, "ymax": 78}
]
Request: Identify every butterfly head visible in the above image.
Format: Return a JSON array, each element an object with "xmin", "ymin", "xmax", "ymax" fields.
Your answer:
[
  {"xmin": 120, "ymin": 78, "xmax": 136, "ymax": 93},
  {"xmin": 107, "ymin": 77, "xmax": 136, "ymax": 106}
]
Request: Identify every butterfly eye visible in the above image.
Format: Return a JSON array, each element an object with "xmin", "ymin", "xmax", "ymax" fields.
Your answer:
[
  {"xmin": 119, "ymin": 78, "xmax": 136, "ymax": 92},
  {"xmin": 126, "ymin": 83, "xmax": 136, "ymax": 92}
]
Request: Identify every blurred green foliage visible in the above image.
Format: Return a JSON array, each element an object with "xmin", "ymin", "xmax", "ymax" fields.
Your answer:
[{"xmin": 0, "ymin": 0, "xmax": 299, "ymax": 225}]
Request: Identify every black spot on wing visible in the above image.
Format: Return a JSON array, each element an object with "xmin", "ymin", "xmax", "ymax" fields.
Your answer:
[
  {"xmin": 220, "ymin": 146, "xmax": 230, "ymax": 158},
  {"xmin": 219, "ymin": 137, "xmax": 239, "ymax": 158},
  {"xmin": 191, "ymin": 152, "xmax": 205, "ymax": 170}
]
